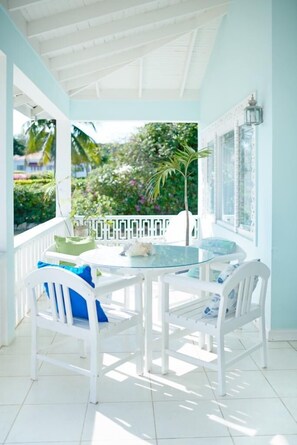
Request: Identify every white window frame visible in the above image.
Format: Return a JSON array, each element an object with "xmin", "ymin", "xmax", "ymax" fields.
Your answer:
[{"xmin": 200, "ymin": 94, "xmax": 257, "ymax": 241}]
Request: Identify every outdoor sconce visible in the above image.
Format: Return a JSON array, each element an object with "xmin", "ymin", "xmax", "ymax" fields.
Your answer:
[{"xmin": 244, "ymin": 94, "xmax": 263, "ymax": 126}]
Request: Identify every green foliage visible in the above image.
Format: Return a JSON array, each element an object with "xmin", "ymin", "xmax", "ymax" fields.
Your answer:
[
  {"xmin": 14, "ymin": 180, "xmax": 56, "ymax": 226},
  {"xmin": 23, "ymin": 120, "xmax": 101, "ymax": 168},
  {"xmin": 76, "ymin": 122, "xmax": 199, "ymax": 216},
  {"xmin": 13, "ymin": 135, "xmax": 26, "ymax": 155}
]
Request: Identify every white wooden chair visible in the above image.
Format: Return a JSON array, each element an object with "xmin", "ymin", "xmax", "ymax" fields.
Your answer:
[
  {"xmin": 161, "ymin": 260, "xmax": 270, "ymax": 396},
  {"xmin": 42, "ymin": 243, "xmax": 80, "ymax": 265},
  {"xmin": 26, "ymin": 266, "xmax": 144, "ymax": 404},
  {"xmin": 190, "ymin": 237, "xmax": 247, "ymax": 279}
]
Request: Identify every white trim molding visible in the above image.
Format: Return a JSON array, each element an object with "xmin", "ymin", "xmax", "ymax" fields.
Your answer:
[{"xmin": 268, "ymin": 329, "xmax": 297, "ymax": 341}]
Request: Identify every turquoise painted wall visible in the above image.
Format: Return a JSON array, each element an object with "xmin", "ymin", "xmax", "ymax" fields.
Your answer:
[
  {"xmin": 198, "ymin": 0, "xmax": 274, "ymax": 328},
  {"xmin": 70, "ymin": 99, "xmax": 199, "ymax": 122},
  {"xmin": 271, "ymin": 0, "xmax": 297, "ymax": 329},
  {"xmin": 0, "ymin": 6, "xmax": 69, "ymax": 116},
  {"xmin": 198, "ymin": 0, "xmax": 297, "ymax": 332}
]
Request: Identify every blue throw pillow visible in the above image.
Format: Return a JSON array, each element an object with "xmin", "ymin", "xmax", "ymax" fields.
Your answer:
[{"xmin": 37, "ymin": 261, "xmax": 108, "ymax": 323}]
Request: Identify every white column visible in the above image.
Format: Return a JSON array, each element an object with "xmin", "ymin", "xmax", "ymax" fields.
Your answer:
[
  {"xmin": 0, "ymin": 53, "xmax": 15, "ymax": 345},
  {"xmin": 55, "ymin": 118, "xmax": 72, "ymax": 229}
]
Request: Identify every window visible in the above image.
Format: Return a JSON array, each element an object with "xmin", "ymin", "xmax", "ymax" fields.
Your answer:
[
  {"xmin": 221, "ymin": 130, "xmax": 235, "ymax": 224},
  {"xmin": 200, "ymin": 95, "xmax": 256, "ymax": 240},
  {"xmin": 239, "ymin": 125, "xmax": 255, "ymax": 233},
  {"xmin": 206, "ymin": 141, "xmax": 215, "ymax": 214}
]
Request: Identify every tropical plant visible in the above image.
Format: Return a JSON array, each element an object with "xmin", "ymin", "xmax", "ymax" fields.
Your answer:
[
  {"xmin": 23, "ymin": 119, "xmax": 101, "ymax": 172},
  {"xmin": 13, "ymin": 134, "xmax": 26, "ymax": 155},
  {"xmin": 147, "ymin": 143, "xmax": 211, "ymax": 246}
]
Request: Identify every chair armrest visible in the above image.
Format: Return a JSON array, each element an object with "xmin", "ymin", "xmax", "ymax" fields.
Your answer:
[
  {"xmin": 94, "ymin": 274, "xmax": 144, "ymax": 299},
  {"xmin": 43, "ymin": 250, "xmax": 79, "ymax": 265},
  {"xmin": 162, "ymin": 273, "xmax": 222, "ymax": 295}
]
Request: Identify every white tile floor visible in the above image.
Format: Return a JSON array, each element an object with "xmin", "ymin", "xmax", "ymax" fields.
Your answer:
[{"xmin": 1, "ymin": 290, "xmax": 297, "ymax": 445}]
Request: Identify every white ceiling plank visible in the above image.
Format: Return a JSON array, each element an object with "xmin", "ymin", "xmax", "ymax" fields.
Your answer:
[
  {"xmin": 27, "ymin": 0, "xmax": 156, "ymax": 38},
  {"xmin": 50, "ymin": 5, "xmax": 228, "ymax": 71},
  {"xmin": 95, "ymin": 81, "xmax": 101, "ymax": 99},
  {"xmin": 179, "ymin": 29, "xmax": 197, "ymax": 98},
  {"xmin": 138, "ymin": 58, "xmax": 143, "ymax": 98},
  {"xmin": 65, "ymin": 65, "xmax": 127, "ymax": 93},
  {"xmin": 40, "ymin": 0, "xmax": 229, "ymax": 56},
  {"xmin": 7, "ymin": 0, "xmax": 48, "ymax": 11},
  {"xmin": 59, "ymin": 36, "xmax": 173, "ymax": 82}
]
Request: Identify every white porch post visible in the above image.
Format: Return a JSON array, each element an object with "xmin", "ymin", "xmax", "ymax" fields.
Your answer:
[
  {"xmin": 0, "ymin": 53, "xmax": 15, "ymax": 345},
  {"xmin": 55, "ymin": 118, "xmax": 72, "ymax": 229}
]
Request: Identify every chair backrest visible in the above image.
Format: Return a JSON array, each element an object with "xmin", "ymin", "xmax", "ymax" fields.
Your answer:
[
  {"xmin": 26, "ymin": 266, "xmax": 98, "ymax": 329},
  {"xmin": 164, "ymin": 210, "xmax": 195, "ymax": 244},
  {"xmin": 218, "ymin": 260, "xmax": 270, "ymax": 324}
]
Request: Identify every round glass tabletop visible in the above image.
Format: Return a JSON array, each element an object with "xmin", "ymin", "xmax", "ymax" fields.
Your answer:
[{"xmin": 80, "ymin": 244, "xmax": 215, "ymax": 270}]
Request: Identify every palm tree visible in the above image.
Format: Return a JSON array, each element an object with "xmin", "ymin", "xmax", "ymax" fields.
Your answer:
[
  {"xmin": 24, "ymin": 119, "xmax": 101, "ymax": 172},
  {"xmin": 147, "ymin": 143, "xmax": 211, "ymax": 246}
]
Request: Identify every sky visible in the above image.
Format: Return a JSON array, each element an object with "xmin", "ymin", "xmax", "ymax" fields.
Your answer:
[{"xmin": 13, "ymin": 110, "xmax": 145, "ymax": 143}]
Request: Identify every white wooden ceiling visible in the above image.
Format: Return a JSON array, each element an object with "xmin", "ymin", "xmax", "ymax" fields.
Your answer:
[{"xmin": 2, "ymin": 0, "xmax": 230, "ymax": 116}]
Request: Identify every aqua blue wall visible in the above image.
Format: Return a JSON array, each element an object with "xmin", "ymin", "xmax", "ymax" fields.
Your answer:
[
  {"xmin": 198, "ymin": 0, "xmax": 297, "ymax": 333},
  {"xmin": 70, "ymin": 99, "xmax": 199, "ymax": 122},
  {"xmin": 0, "ymin": 6, "xmax": 69, "ymax": 116},
  {"xmin": 198, "ymin": 0, "xmax": 274, "ymax": 327},
  {"xmin": 271, "ymin": 0, "xmax": 297, "ymax": 330}
]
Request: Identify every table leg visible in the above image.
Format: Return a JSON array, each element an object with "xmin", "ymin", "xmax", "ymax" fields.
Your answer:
[{"xmin": 144, "ymin": 274, "xmax": 153, "ymax": 373}]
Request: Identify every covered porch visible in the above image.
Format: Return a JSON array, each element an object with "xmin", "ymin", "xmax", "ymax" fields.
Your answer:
[{"xmin": 1, "ymin": 0, "xmax": 297, "ymax": 442}]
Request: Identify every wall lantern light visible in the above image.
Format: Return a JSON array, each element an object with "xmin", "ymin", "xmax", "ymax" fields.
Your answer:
[{"xmin": 244, "ymin": 94, "xmax": 263, "ymax": 126}]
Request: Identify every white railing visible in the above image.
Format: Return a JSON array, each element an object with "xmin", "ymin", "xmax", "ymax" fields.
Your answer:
[
  {"xmin": 74, "ymin": 214, "xmax": 199, "ymax": 245},
  {"xmin": 14, "ymin": 217, "xmax": 70, "ymax": 325},
  {"xmin": 13, "ymin": 214, "xmax": 199, "ymax": 325}
]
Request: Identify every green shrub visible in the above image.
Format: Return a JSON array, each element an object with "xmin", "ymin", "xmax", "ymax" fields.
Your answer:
[{"xmin": 14, "ymin": 181, "xmax": 56, "ymax": 226}]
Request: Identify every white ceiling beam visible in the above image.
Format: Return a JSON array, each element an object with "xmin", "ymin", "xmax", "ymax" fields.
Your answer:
[
  {"xmin": 179, "ymin": 29, "xmax": 197, "ymax": 98},
  {"xmin": 13, "ymin": 93, "xmax": 28, "ymax": 107},
  {"xmin": 40, "ymin": 0, "xmax": 229, "ymax": 56},
  {"xmin": 51, "ymin": 5, "xmax": 228, "ymax": 71},
  {"xmin": 69, "ymin": 88, "xmax": 199, "ymax": 101},
  {"xmin": 59, "ymin": 36, "xmax": 173, "ymax": 82},
  {"xmin": 138, "ymin": 58, "xmax": 143, "ymax": 99},
  {"xmin": 7, "ymin": 0, "xmax": 47, "ymax": 11},
  {"xmin": 27, "ymin": 0, "xmax": 156, "ymax": 38}
]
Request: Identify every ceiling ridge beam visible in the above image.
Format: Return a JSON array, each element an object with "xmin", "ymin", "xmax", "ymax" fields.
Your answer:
[
  {"xmin": 50, "ymin": 5, "xmax": 229, "ymax": 71},
  {"xmin": 27, "ymin": 0, "xmax": 157, "ymax": 38},
  {"xmin": 40, "ymin": 0, "xmax": 229, "ymax": 56},
  {"xmin": 58, "ymin": 36, "xmax": 174, "ymax": 82}
]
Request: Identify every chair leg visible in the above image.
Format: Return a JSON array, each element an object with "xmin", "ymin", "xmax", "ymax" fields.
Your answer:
[
  {"xmin": 161, "ymin": 281, "xmax": 169, "ymax": 374},
  {"xmin": 31, "ymin": 322, "xmax": 38, "ymax": 380},
  {"xmin": 135, "ymin": 282, "xmax": 144, "ymax": 375},
  {"xmin": 89, "ymin": 338, "xmax": 98, "ymax": 404},
  {"xmin": 217, "ymin": 334, "xmax": 226, "ymax": 396},
  {"xmin": 260, "ymin": 314, "xmax": 267, "ymax": 368}
]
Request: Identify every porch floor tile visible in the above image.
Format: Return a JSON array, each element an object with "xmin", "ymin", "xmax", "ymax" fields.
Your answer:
[{"xmin": 1, "ymin": 287, "xmax": 297, "ymax": 444}]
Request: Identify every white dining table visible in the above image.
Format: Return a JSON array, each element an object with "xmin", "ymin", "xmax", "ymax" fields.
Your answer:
[{"xmin": 79, "ymin": 244, "xmax": 215, "ymax": 372}]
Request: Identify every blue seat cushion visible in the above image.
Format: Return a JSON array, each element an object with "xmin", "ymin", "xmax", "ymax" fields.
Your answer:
[
  {"xmin": 200, "ymin": 238, "xmax": 236, "ymax": 255},
  {"xmin": 37, "ymin": 261, "xmax": 108, "ymax": 323}
]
